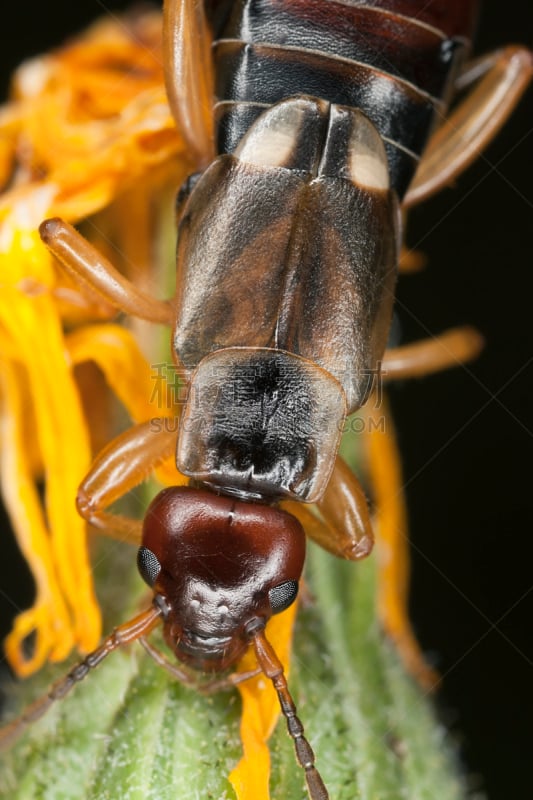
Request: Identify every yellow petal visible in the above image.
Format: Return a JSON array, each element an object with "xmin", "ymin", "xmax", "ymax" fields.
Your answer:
[
  {"xmin": 0, "ymin": 209, "xmax": 100, "ymax": 672},
  {"xmin": 0, "ymin": 358, "xmax": 75, "ymax": 674}
]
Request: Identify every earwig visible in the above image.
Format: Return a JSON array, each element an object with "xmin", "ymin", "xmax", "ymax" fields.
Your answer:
[{"xmin": 1, "ymin": 2, "xmax": 532, "ymax": 798}]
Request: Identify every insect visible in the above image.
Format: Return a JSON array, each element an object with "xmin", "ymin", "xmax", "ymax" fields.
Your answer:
[{"xmin": 1, "ymin": 2, "xmax": 531, "ymax": 799}]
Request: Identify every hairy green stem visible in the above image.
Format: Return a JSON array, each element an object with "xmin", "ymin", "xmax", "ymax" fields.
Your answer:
[{"xmin": 1, "ymin": 538, "xmax": 470, "ymax": 800}]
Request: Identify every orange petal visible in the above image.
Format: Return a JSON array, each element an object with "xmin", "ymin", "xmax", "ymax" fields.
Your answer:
[{"xmin": 66, "ymin": 323, "xmax": 169, "ymax": 421}]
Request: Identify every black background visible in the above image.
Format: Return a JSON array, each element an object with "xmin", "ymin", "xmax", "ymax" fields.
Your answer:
[{"xmin": 0, "ymin": 3, "xmax": 531, "ymax": 798}]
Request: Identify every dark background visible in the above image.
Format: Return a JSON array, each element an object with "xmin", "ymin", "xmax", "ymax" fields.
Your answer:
[{"xmin": 0, "ymin": 2, "xmax": 531, "ymax": 798}]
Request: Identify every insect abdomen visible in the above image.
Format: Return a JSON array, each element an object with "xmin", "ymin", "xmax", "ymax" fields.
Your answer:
[{"xmin": 207, "ymin": 0, "xmax": 479, "ymax": 197}]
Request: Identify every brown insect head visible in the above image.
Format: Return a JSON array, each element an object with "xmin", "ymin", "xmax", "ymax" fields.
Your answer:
[{"xmin": 138, "ymin": 485, "xmax": 306, "ymax": 672}]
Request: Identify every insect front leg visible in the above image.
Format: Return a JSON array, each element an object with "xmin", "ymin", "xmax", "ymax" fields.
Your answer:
[
  {"xmin": 286, "ymin": 456, "xmax": 374, "ymax": 563},
  {"xmin": 404, "ymin": 46, "xmax": 533, "ymax": 207},
  {"xmin": 76, "ymin": 419, "xmax": 179, "ymax": 543}
]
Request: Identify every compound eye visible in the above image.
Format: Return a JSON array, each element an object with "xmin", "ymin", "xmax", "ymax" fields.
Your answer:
[
  {"xmin": 268, "ymin": 580, "xmax": 299, "ymax": 614},
  {"xmin": 137, "ymin": 546, "xmax": 161, "ymax": 587}
]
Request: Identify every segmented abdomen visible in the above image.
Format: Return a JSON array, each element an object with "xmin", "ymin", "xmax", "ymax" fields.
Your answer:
[{"xmin": 206, "ymin": 0, "xmax": 479, "ymax": 196}]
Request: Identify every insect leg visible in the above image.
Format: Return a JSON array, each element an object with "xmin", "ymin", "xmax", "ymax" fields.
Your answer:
[
  {"xmin": 316, "ymin": 457, "xmax": 374, "ymax": 557},
  {"xmin": 76, "ymin": 419, "xmax": 179, "ymax": 543},
  {"xmin": 382, "ymin": 325, "xmax": 484, "ymax": 381},
  {"xmin": 0, "ymin": 605, "xmax": 161, "ymax": 750},
  {"xmin": 39, "ymin": 218, "xmax": 174, "ymax": 325},
  {"xmin": 286, "ymin": 456, "xmax": 374, "ymax": 562},
  {"xmin": 404, "ymin": 46, "xmax": 533, "ymax": 207},
  {"xmin": 398, "ymin": 244, "xmax": 426, "ymax": 275},
  {"xmin": 163, "ymin": 0, "xmax": 214, "ymax": 167}
]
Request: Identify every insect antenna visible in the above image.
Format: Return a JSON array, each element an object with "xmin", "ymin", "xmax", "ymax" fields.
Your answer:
[
  {"xmin": 0, "ymin": 604, "xmax": 161, "ymax": 750},
  {"xmin": 247, "ymin": 621, "xmax": 329, "ymax": 800}
]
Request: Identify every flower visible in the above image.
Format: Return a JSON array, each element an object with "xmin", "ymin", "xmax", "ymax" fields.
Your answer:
[
  {"xmin": 0, "ymin": 11, "xmax": 296, "ymax": 798},
  {"xmin": 0, "ymin": 8, "xmax": 184, "ymax": 677}
]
